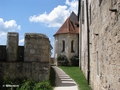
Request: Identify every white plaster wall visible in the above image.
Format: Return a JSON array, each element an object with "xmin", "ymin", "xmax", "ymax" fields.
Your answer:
[{"xmin": 54, "ymin": 33, "xmax": 79, "ymax": 65}]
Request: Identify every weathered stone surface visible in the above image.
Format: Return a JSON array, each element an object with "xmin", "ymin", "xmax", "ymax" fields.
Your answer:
[
  {"xmin": 0, "ymin": 62, "xmax": 49, "ymax": 82},
  {"xmin": 79, "ymin": 0, "xmax": 120, "ymax": 90},
  {"xmin": 6, "ymin": 32, "xmax": 18, "ymax": 61},
  {"xmin": 24, "ymin": 33, "xmax": 50, "ymax": 62},
  {"xmin": 0, "ymin": 32, "xmax": 51, "ymax": 82},
  {"xmin": 0, "ymin": 46, "xmax": 6, "ymax": 61}
]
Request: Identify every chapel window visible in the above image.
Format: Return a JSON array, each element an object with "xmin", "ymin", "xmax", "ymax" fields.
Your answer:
[
  {"xmin": 71, "ymin": 40, "xmax": 74, "ymax": 52},
  {"xmin": 62, "ymin": 40, "xmax": 65, "ymax": 52}
]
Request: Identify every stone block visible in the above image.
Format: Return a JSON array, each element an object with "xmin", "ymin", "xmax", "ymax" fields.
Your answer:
[
  {"xmin": 6, "ymin": 32, "xmax": 18, "ymax": 61},
  {"xmin": 24, "ymin": 33, "xmax": 50, "ymax": 62}
]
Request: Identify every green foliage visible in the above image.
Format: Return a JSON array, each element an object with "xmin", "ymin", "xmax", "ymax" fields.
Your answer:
[
  {"xmin": 1, "ymin": 77, "xmax": 54, "ymax": 90},
  {"xmin": 3, "ymin": 77, "xmax": 13, "ymax": 84},
  {"xmin": 33, "ymin": 81, "xmax": 52, "ymax": 90},
  {"xmin": 1, "ymin": 68, "xmax": 55, "ymax": 90},
  {"xmin": 1, "ymin": 77, "xmax": 28, "ymax": 90},
  {"xmin": 18, "ymin": 80, "xmax": 35, "ymax": 90},
  {"xmin": 3, "ymin": 77, "xmax": 27, "ymax": 84},
  {"xmin": 70, "ymin": 56, "xmax": 79, "ymax": 66},
  {"xmin": 13, "ymin": 77, "xmax": 27, "ymax": 84},
  {"xmin": 57, "ymin": 55, "xmax": 69, "ymax": 66},
  {"xmin": 18, "ymin": 80, "xmax": 53, "ymax": 90}
]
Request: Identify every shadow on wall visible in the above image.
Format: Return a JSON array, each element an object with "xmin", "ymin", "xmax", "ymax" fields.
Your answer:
[{"xmin": 0, "ymin": 45, "xmax": 24, "ymax": 62}]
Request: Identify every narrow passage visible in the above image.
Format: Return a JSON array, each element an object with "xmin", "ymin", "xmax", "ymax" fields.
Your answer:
[{"xmin": 52, "ymin": 66, "xmax": 79, "ymax": 90}]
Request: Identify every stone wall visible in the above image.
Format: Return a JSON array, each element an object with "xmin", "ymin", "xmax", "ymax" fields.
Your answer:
[
  {"xmin": 79, "ymin": 0, "xmax": 120, "ymax": 90},
  {"xmin": 0, "ymin": 32, "xmax": 51, "ymax": 82},
  {"xmin": 50, "ymin": 58, "xmax": 55, "ymax": 65},
  {"xmin": 24, "ymin": 33, "xmax": 50, "ymax": 62},
  {"xmin": 6, "ymin": 32, "xmax": 18, "ymax": 61},
  {"xmin": 0, "ymin": 46, "xmax": 24, "ymax": 62},
  {"xmin": 0, "ymin": 46, "xmax": 6, "ymax": 61},
  {"xmin": 0, "ymin": 62, "xmax": 49, "ymax": 82},
  {"xmin": 79, "ymin": 0, "xmax": 89, "ymax": 78},
  {"xmin": 18, "ymin": 46, "xmax": 24, "ymax": 62}
]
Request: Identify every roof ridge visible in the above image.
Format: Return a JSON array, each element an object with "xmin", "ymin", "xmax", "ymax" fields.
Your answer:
[
  {"xmin": 68, "ymin": 19, "xmax": 75, "ymax": 32},
  {"xmin": 54, "ymin": 12, "xmax": 79, "ymax": 36}
]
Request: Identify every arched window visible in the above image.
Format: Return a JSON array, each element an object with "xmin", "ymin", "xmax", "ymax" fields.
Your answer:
[
  {"xmin": 71, "ymin": 40, "xmax": 74, "ymax": 52},
  {"xmin": 62, "ymin": 40, "xmax": 65, "ymax": 52}
]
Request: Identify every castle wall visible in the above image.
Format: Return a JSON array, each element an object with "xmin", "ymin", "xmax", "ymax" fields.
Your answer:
[
  {"xmin": 24, "ymin": 33, "xmax": 50, "ymax": 62},
  {"xmin": 18, "ymin": 46, "xmax": 24, "ymax": 62},
  {"xmin": 79, "ymin": 0, "xmax": 88, "ymax": 78},
  {"xmin": 0, "ymin": 46, "xmax": 6, "ymax": 61},
  {"xmin": 6, "ymin": 32, "xmax": 18, "ymax": 61},
  {"xmin": 0, "ymin": 62, "xmax": 49, "ymax": 82},
  {"xmin": 0, "ymin": 46, "xmax": 24, "ymax": 62},
  {"xmin": 0, "ymin": 32, "xmax": 51, "ymax": 82},
  {"xmin": 79, "ymin": 0, "xmax": 120, "ymax": 90}
]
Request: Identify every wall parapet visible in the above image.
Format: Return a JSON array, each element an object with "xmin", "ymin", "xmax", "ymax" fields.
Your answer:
[{"xmin": 0, "ymin": 32, "xmax": 51, "ymax": 82}]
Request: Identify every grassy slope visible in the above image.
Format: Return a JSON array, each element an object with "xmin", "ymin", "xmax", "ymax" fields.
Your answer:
[{"xmin": 59, "ymin": 66, "xmax": 92, "ymax": 90}]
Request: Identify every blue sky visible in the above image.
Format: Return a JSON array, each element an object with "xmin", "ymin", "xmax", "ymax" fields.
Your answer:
[{"xmin": 0, "ymin": 0, "xmax": 78, "ymax": 56}]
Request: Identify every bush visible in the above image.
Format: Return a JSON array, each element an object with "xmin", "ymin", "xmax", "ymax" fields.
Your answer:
[
  {"xmin": 57, "ymin": 55, "xmax": 69, "ymax": 66},
  {"xmin": 34, "ymin": 81, "xmax": 52, "ymax": 90},
  {"xmin": 3, "ymin": 77, "xmax": 13, "ymax": 84},
  {"xmin": 1, "ymin": 77, "xmax": 28, "ymax": 90},
  {"xmin": 70, "ymin": 56, "xmax": 79, "ymax": 66},
  {"xmin": 19, "ymin": 80, "xmax": 35, "ymax": 90},
  {"xmin": 3, "ymin": 77, "xmax": 27, "ymax": 85},
  {"xmin": 18, "ymin": 80, "xmax": 53, "ymax": 90},
  {"xmin": 1, "ymin": 77, "xmax": 53, "ymax": 90}
]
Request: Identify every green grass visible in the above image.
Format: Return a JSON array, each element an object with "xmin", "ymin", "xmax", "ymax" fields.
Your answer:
[{"xmin": 59, "ymin": 66, "xmax": 92, "ymax": 90}]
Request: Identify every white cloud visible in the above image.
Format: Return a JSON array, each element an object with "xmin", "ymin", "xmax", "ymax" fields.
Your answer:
[
  {"xmin": 49, "ymin": 37, "xmax": 51, "ymax": 41},
  {"xmin": 0, "ymin": 18, "xmax": 21, "ymax": 32},
  {"xmin": 29, "ymin": 0, "xmax": 78, "ymax": 28},
  {"xmin": 19, "ymin": 39, "xmax": 24, "ymax": 45},
  {"xmin": 0, "ymin": 18, "xmax": 21, "ymax": 45},
  {"xmin": 66, "ymin": 0, "xmax": 78, "ymax": 14}
]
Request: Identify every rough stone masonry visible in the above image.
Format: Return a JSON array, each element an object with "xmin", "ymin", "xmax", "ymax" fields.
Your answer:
[
  {"xmin": 0, "ymin": 32, "xmax": 51, "ymax": 82},
  {"xmin": 79, "ymin": 0, "xmax": 120, "ymax": 90},
  {"xmin": 6, "ymin": 32, "xmax": 18, "ymax": 61},
  {"xmin": 24, "ymin": 33, "xmax": 50, "ymax": 62}
]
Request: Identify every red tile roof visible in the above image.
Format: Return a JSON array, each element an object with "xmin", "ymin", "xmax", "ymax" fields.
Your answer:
[{"xmin": 54, "ymin": 12, "xmax": 79, "ymax": 36}]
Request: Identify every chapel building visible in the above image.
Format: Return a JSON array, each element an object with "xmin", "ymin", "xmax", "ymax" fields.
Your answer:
[{"xmin": 54, "ymin": 12, "xmax": 79, "ymax": 65}]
